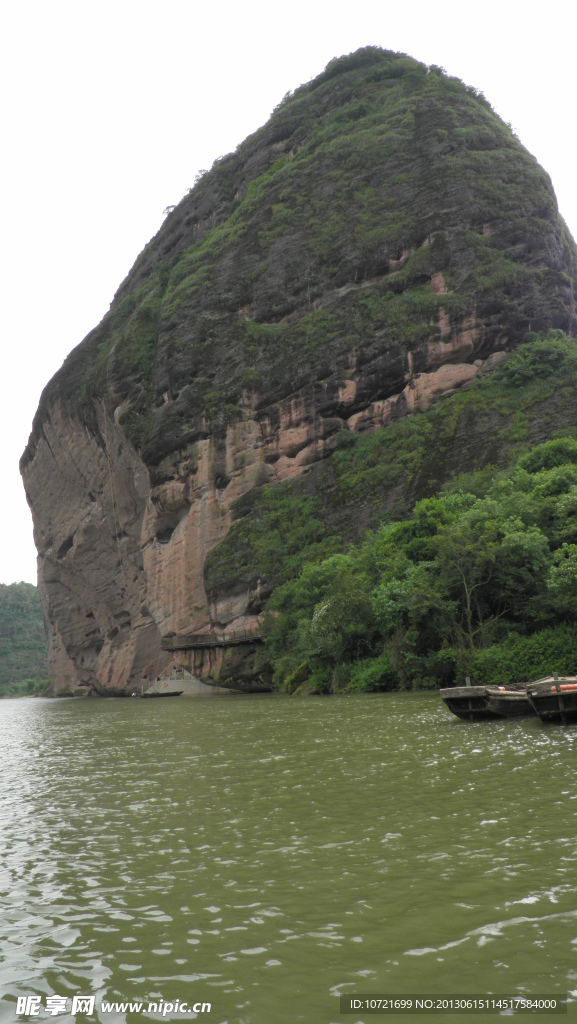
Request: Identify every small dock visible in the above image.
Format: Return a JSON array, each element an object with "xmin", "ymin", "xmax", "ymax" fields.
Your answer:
[{"xmin": 161, "ymin": 628, "xmax": 265, "ymax": 651}]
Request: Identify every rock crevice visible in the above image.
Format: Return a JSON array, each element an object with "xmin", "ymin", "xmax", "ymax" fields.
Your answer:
[{"xmin": 21, "ymin": 47, "xmax": 577, "ymax": 693}]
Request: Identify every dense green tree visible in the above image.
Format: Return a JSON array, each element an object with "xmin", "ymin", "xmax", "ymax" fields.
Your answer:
[
  {"xmin": 265, "ymin": 426, "xmax": 577, "ymax": 693},
  {"xmin": 547, "ymin": 544, "xmax": 577, "ymax": 615}
]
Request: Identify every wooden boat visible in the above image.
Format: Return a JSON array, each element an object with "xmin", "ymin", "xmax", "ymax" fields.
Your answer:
[
  {"xmin": 141, "ymin": 665, "xmax": 236, "ymax": 696},
  {"xmin": 526, "ymin": 675, "xmax": 577, "ymax": 724},
  {"xmin": 138, "ymin": 669, "xmax": 186, "ymax": 698},
  {"xmin": 139, "ymin": 689, "xmax": 184, "ymax": 698},
  {"xmin": 440, "ymin": 683, "xmax": 534, "ymax": 721},
  {"xmin": 484, "ymin": 686, "xmax": 534, "ymax": 718}
]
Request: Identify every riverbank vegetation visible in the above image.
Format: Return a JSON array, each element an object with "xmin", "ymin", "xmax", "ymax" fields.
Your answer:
[
  {"xmin": 0, "ymin": 583, "xmax": 49, "ymax": 697},
  {"xmin": 262, "ymin": 335, "xmax": 577, "ymax": 693}
]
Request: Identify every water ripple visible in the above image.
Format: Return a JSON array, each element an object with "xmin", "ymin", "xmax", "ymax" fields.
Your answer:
[{"xmin": 1, "ymin": 694, "xmax": 576, "ymax": 1021}]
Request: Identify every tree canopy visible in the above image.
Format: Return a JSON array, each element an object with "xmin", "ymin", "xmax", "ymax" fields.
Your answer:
[{"xmin": 266, "ymin": 432, "xmax": 577, "ymax": 693}]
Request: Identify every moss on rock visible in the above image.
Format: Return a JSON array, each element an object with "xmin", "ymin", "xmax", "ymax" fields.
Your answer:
[
  {"xmin": 205, "ymin": 336, "xmax": 577, "ymax": 606},
  {"xmin": 23, "ymin": 47, "xmax": 576, "ymax": 469}
]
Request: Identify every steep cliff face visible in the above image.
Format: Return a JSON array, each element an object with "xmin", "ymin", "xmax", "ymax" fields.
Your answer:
[{"xmin": 21, "ymin": 47, "xmax": 577, "ymax": 694}]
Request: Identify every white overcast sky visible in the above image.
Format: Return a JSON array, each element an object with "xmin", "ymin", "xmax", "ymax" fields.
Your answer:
[{"xmin": 1, "ymin": 0, "xmax": 576, "ymax": 585}]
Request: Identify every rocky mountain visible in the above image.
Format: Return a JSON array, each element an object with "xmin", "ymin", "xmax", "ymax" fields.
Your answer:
[{"xmin": 20, "ymin": 47, "xmax": 577, "ymax": 695}]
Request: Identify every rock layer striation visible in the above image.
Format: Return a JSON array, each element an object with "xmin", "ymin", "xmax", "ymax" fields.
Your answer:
[{"xmin": 21, "ymin": 48, "xmax": 577, "ymax": 693}]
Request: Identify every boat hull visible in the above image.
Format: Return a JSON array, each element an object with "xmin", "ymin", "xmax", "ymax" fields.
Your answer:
[
  {"xmin": 440, "ymin": 685, "xmax": 534, "ymax": 721},
  {"xmin": 485, "ymin": 692, "xmax": 534, "ymax": 718},
  {"xmin": 527, "ymin": 677, "xmax": 577, "ymax": 724},
  {"xmin": 140, "ymin": 691, "xmax": 184, "ymax": 698}
]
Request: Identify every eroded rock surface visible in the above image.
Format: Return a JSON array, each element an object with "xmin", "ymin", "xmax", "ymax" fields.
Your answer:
[{"xmin": 21, "ymin": 48, "xmax": 577, "ymax": 693}]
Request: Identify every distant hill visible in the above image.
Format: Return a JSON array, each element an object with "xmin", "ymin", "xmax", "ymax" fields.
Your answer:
[{"xmin": 0, "ymin": 583, "xmax": 49, "ymax": 695}]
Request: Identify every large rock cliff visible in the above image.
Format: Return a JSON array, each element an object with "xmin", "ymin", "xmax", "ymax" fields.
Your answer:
[{"xmin": 21, "ymin": 47, "xmax": 577, "ymax": 694}]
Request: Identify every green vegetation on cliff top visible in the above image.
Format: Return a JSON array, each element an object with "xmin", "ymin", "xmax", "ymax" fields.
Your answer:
[{"xmin": 23, "ymin": 46, "xmax": 576, "ymax": 466}]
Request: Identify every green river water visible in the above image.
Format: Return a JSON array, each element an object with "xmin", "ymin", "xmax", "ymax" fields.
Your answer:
[{"xmin": 0, "ymin": 693, "xmax": 576, "ymax": 1024}]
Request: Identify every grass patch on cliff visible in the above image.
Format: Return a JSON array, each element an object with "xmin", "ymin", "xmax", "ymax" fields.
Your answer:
[
  {"xmin": 204, "ymin": 487, "xmax": 343, "ymax": 603},
  {"xmin": 328, "ymin": 334, "xmax": 577, "ymax": 506}
]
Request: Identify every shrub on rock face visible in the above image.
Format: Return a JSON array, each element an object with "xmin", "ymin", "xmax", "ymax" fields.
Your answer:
[
  {"xmin": 518, "ymin": 437, "xmax": 577, "ymax": 474},
  {"xmin": 501, "ymin": 334, "xmax": 577, "ymax": 389}
]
